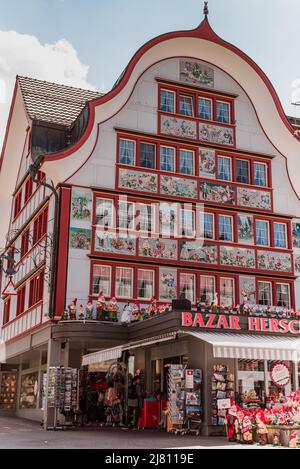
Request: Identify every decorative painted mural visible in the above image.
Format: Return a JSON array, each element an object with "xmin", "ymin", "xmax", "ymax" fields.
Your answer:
[
  {"xmin": 257, "ymin": 251, "xmax": 292, "ymax": 273},
  {"xmin": 239, "ymin": 276, "xmax": 256, "ymax": 305},
  {"xmin": 199, "ymin": 123, "xmax": 234, "ymax": 147},
  {"xmin": 199, "ymin": 182, "xmax": 235, "ymax": 205},
  {"xmin": 71, "ymin": 189, "xmax": 92, "ymax": 222},
  {"xmin": 159, "ymin": 268, "xmax": 177, "ymax": 301},
  {"xmin": 238, "ymin": 214, "xmax": 254, "ymax": 245},
  {"xmin": 180, "ymin": 241, "xmax": 218, "ymax": 264},
  {"xmin": 294, "ymin": 255, "xmax": 300, "ymax": 273},
  {"xmin": 95, "ymin": 231, "xmax": 136, "ymax": 256},
  {"xmin": 199, "ymin": 148, "xmax": 216, "ymax": 179},
  {"xmin": 118, "ymin": 169, "xmax": 158, "ymax": 193},
  {"xmin": 180, "ymin": 60, "xmax": 214, "ymax": 87},
  {"xmin": 220, "ymin": 246, "xmax": 256, "ymax": 269},
  {"xmin": 237, "ymin": 187, "xmax": 272, "ymax": 211},
  {"xmin": 69, "ymin": 228, "xmax": 91, "ymax": 250},
  {"xmin": 160, "ymin": 115, "xmax": 197, "ymax": 140},
  {"xmin": 139, "ymin": 237, "xmax": 178, "ymax": 260},
  {"xmin": 292, "ymin": 222, "xmax": 300, "ymax": 248},
  {"xmin": 160, "ymin": 175, "xmax": 197, "ymax": 199}
]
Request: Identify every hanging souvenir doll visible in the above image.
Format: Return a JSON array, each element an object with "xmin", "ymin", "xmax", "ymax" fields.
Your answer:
[
  {"xmin": 85, "ymin": 301, "xmax": 94, "ymax": 320},
  {"xmin": 241, "ymin": 414, "xmax": 254, "ymax": 444},
  {"xmin": 132, "ymin": 301, "xmax": 140, "ymax": 322},
  {"xmin": 121, "ymin": 302, "xmax": 132, "ymax": 324},
  {"xmin": 255, "ymin": 411, "xmax": 268, "ymax": 445},
  {"xmin": 107, "ymin": 297, "xmax": 119, "ymax": 322},
  {"xmin": 96, "ymin": 291, "xmax": 107, "ymax": 321},
  {"xmin": 225, "ymin": 404, "xmax": 237, "ymax": 442},
  {"xmin": 68, "ymin": 298, "xmax": 77, "ymax": 320},
  {"xmin": 78, "ymin": 304, "xmax": 85, "ymax": 320}
]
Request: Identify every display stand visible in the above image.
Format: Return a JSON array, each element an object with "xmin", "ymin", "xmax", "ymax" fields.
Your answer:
[{"xmin": 211, "ymin": 365, "xmax": 235, "ymax": 426}]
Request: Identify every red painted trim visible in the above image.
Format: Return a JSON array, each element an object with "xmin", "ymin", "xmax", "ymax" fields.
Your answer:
[
  {"xmin": 4, "ymin": 320, "xmax": 51, "ymax": 346},
  {"xmin": 54, "ymin": 187, "xmax": 71, "ymax": 317}
]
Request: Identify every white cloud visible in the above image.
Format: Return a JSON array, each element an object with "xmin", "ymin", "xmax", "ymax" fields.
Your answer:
[{"xmin": 0, "ymin": 30, "xmax": 96, "ymax": 146}]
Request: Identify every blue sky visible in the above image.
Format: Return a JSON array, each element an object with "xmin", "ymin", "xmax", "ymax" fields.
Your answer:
[{"xmin": 0, "ymin": 0, "xmax": 300, "ymax": 136}]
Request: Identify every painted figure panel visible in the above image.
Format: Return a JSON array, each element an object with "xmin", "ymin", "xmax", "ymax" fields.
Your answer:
[
  {"xmin": 239, "ymin": 276, "xmax": 256, "ymax": 305},
  {"xmin": 159, "ymin": 268, "xmax": 177, "ymax": 301},
  {"xmin": 257, "ymin": 251, "xmax": 292, "ymax": 272},
  {"xmin": 200, "ymin": 182, "xmax": 235, "ymax": 205},
  {"xmin": 220, "ymin": 246, "xmax": 256, "ymax": 269},
  {"xmin": 139, "ymin": 237, "xmax": 178, "ymax": 260},
  {"xmin": 180, "ymin": 241, "xmax": 218, "ymax": 264},
  {"xmin": 238, "ymin": 214, "xmax": 254, "ymax": 245},
  {"xmin": 160, "ymin": 175, "xmax": 197, "ymax": 199},
  {"xmin": 119, "ymin": 168, "xmax": 158, "ymax": 193},
  {"xmin": 180, "ymin": 60, "xmax": 214, "ymax": 87},
  {"xmin": 199, "ymin": 148, "xmax": 216, "ymax": 179},
  {"xmin": 71, "ymin": 189, "xmax": 92, "ymax": 222},
  {"xmin": 292, "ymin": 222, "xmax": 300, "ymax": 248},
  {"xmin": 95, "ymin": 231, "xmax": 136, "ymax": 256},
  {"xmin": 69, "ymin": 228, "xmax": 91, "ymax": 250},
  {"xmin": 237, "ymin": 187, "xmax": 272, "ymax": 211},
  {"xmin": 160, "ymin": 115, "xmax": 197, "ymax": 140},
  {"xmin": 199, "ymin": 123, "xmax": 234, "ymax": 146}
]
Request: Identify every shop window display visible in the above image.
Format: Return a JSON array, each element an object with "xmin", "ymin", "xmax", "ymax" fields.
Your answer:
[
  {"xmin": 0, "ymin": 372, "xmax": 17, "ymax": 410},
  {"xmin": 238, "ymin": 360, "xmax": 265, "ymax": 405},
  {"xmin": 19, "ymin": 372, "xmax": 39, "ymax": 409}
]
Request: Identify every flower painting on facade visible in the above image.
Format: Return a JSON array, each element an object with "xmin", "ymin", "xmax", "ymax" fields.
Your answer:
[
  {"xmin": 139, "ymin": 238, "xmax": 178, "ymax": 260},
  {"xmin": 199, "ymin": 148, "xmax": 216, "ymax": 179},
  {"xmin": 200, "ymin": 182, "xmax": 235, "ymax": 205},
  {"xmin": 220, "ymin": 246, "xmax": 256, "ymax": 269},
  {"xmin": 95, "ymin": 231, "xmax": 136, "ymax": 256},
  {"xmin": 180, "ymin": 241, "xmax": 218, "ymax": 264},
  {"xmin": 294, "ymin": 255, "xmax": 300, "ymax": 273},
  {"xmin": 257, "ymin": 251, "xmax": 292, "ymax": 273},
  {"xmin": 160, "ymin": 115, "xmax": 197, "ymax": 140},
  {"xmin": 159, "ymin": 268, "xmax": 177, "ymax": 300},
  {"xmin": 238, "ymin": 214, "xmax": 254, "ymax": 245},
  {"xmin": 292, "ymin": 222, "xmax": 300, "ymax": 248},
  {"xmin": 180, "ymin": 60, "xmax": 214, "ymax": 87},
  {"xmin": 239, "ymin": 276, "xmax": 256, "ymax": 305},
  {"xmin": 69, "ymin": 228, "xmax": 91, "ymax": 250},
  {"xmin": 160, "ymin": 175, "xmax": 197, "ymax": 199},
  {"xmin": 71, "ymin": 189, "xmax": 92, "ymax": 221},
  {"xmin": 119, "ymin": 169, "xmax": 158, "ymax": 193},
  {"xmin": 199, "ymin": 123, "xmax": 234, "ymax": 147},
  {"xmin": 237, "ymin": 187, "xmax": 272, "ymax": 211}
]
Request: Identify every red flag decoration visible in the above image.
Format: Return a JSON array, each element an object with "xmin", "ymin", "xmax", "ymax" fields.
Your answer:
[{"xmin": 2, "ymin": 278, "xmax": 17, "ymax": 296}]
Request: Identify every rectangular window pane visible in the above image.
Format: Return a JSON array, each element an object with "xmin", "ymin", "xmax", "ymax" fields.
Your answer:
[
  {"xmin": 200, "ymin": 276, "xmax": 215, "ymax": 304},
  {"xmin": 217, "ymin": 156, "xmax": 232, "ymax": 181},
  {"xmin": 198, "ymin": 98, "xmax": 212, "ymax": 120},
  {"xmin": 160, "ymin": 90, "xmax": 175, "ymax": 113},
  {"xmin": 276, "ymin": 284, "xmax": 290, "ymax": 308},
  {"xmin": 119, "ymin": 139, "xmax": 135, "ymax": 165},
  {"xmin": 118, "ymin": 201, "xmax": 135, "ymax": 230},
  {"xmin": 216, "ymin": 102, "xmax": 230, "ymax": 123},
  {"xmin": 138, "ymin": 270, "xmax": 154, "ymax": 300},
  {"xmin": 179, "ymin": 150, "xmax": 194, "ymax": 175},
  {"xmin": 274, "ymin": 223, "xmax": 287, "ymax": 248},
  {"xmin": 180, "ymin": 273, "xmax": 195, "ymax": 303},
  {"xmin": 236, "ymin": 160, "xmax": 250, "ymax": 184},
  {"xmin": 258, "ymin": 282, "xmax": 272, "ymax": 306},
  {"xmin": 96, "ymin": 199, "xmax": 114, "ymax": 227},
  {"xmin": 181, "ymin": 210, "xmax": 195, "ymax": 237},
  {"xmin": 116, "ymin": 267, "xmax": 133, "ymax": 298},
  {"xmin": 200, "ymin": 212, "xmax": 214, "ymax": 239},
  {"xmin": 179, "ymin": 95, "xmax": 194, "ymax": 116},
  {"xmin": 256, "ymin": 220, "xmax": 269, "ymax": 246},
  {"xmin": 219, "ymin": 215, "xmax": 233, "ymax": 242},
  {"xmin": 92, "ymin": 265, "xmax": 111, "ymax": 296},
  {"xmin": 138, "ymin": 204, "xmax": 155, "ymax": 232},
  {"xmin": 254, "ymin": 163, "xmax": 267, "ymax": 187},
  {"xmin": 140, "ymin": 143, "xmax": 155, "ymax": 169},
  {"xmin": 220, "ymin": 278, "xmax": 235, "ymax": 307},
  {"xmin": 160, "ymin": 147, "xmax": 175, "ymax": 172}
]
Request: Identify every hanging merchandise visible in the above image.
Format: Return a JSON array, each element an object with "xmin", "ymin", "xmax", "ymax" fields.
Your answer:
[
  {"xmin": 104, "ymin": 362, "xmax": 126, "ymax": 426},
  {"xmin": 211, "ymin": 365, "xmax": 235, "ymax": 426},
  {"xmin": 0, "ymin": 372, "xmax": 17, "ymax": 410}
]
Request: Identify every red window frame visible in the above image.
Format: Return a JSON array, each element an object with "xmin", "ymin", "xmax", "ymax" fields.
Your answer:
[
  {"xmin": 16, "ymin": 285, "xmax": 26, "ymax": 316},
  {"xmin": 20, "ymin": 228, "xmax": 30, "ymax": 259},
  {"xmin": 13, "ymin": 190, "xmax": 22, "ymax": 220},
  {"xmin": 33, "ymin": 206, "xmax": 48, "ymax": 246},
  {"xmin": 28, "ymin": 270, "xmax": 44, "ymax": 309},
  {"xmin": 24, "ymin": 177, "xmax": 33, "ymax": 204},
  {"xmin": 256, "ymin": 277, "xmax": 295, "ymax": 309},
  {"xmin": 3, "ymin": 297, "xmax": 11, "ymax": 325}
]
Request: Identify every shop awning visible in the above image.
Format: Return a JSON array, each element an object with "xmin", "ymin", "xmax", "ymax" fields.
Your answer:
[
  {"xmin": 82, "ymin": 332, "xmax": 178, "ymax": 368},
  {"xmin": 184, "ymin": 331, "xmax": 300, "ymax": 361}
]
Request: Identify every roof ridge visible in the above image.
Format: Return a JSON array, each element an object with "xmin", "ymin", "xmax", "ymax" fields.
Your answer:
[{"xmin": 17, "ymin": 75, "xmax": 102, "ymax": 96}]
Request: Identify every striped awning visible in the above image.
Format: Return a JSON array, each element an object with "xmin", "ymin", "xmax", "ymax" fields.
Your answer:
[{"xmin": 185, "ymin": 331, "xmax": 300, "ymax": 361}]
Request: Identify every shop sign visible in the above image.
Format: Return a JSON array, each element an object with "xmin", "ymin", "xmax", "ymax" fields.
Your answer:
[
  {"xmin": 181, "ymin": 312, "xmax": 300, "ymax": 335},
  {"xmin": 270, "ymin": 362, "xmax": 290, "ymax": 388},
  {"xmin": 217, "ymin": 399, "xmax": 231, "ymax": 410}
]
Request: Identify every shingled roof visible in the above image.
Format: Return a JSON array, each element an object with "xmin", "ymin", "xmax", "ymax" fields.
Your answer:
[{"xmin": 18, "ymin": 76, "xmax": 103, "ymax": 128}]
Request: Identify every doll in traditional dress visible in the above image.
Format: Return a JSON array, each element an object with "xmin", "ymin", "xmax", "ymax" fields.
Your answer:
[
  {"xmin": 78, "ymin": 304, "xmax": 85, "ymax": 320},
  {"xmin": 256, "ymin": 412, "xmax": 268, "ymax": 445},
  {"xmin": 68, "ymin": 298, "xmax": 77, "ymax": 320},
  {"xmin": 121, "ymin": 302, "xmax": 132, "ymax": 324},
  {"xmin": 272, "ymin": 432, "xmax": 280, "ymax": 447},
  {"xmin": 96, "ymin": 291, "xmax": 107, "ymax": 321},
  {"xmin": 147, "ymin": 296, "xmax": 158, "ymax": 317},
  {"xmin": 132, "ymin": 301, "xmax": 140, "ymax": 322},
  {"xmin": 107, "ymin": 297, "xmax": 119, "ymax": 322},
  {"xmin": 86, "ymin": 301, "xmax": 94, "ymax": 320},
  {"xmin": 234, "ymin": 410, "xmax": 244, "ymax": 443}
]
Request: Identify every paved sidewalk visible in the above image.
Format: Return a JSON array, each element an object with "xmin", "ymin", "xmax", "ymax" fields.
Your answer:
[{"xmin": 0, "ymin": 414, "xmax": 282, "ymax": 449}]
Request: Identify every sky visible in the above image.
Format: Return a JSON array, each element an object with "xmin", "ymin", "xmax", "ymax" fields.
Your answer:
[{"xmin": 1, "ymin": 0, "xmax": 300, "ymax": 144}]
